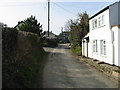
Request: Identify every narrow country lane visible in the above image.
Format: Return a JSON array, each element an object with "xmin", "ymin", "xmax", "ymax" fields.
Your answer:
[{"xmin": 42, "ymin": 44, "xmax": 118, "ymax": 88}]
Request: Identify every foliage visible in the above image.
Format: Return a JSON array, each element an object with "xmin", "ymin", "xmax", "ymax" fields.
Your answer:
[
  {"xmin": 65, "ymin": 12, "xmax": 89, "ymax": 47},
  {"xmin": 71, "ymin": 44, "xmax": 82, "ymax": 56},
  {"xmin": 2, "ymin": 27, "xmax": 18, "ymax": 61},
  {"xmin": 58, "ymin": 31, "xmax": 70, "ymax": 43},
  {"xmin": 15, "ymin": 15, "xmax": 43, "ymax": 36},
  {"xmin": 2, "ymin": 29, "xmax": 45, "ymax": 88},
  {"xmin": 41, "ymin": 38, "xmax": 58, "ymax": 47},
  {"xmin": 47, "ymin": 39, "xmax": 58, "ymax": 47}
]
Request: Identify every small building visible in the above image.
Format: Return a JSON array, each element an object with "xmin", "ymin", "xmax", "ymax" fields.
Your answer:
[
  {"xmin": 43, "ymin": 31, "xmax": 58, "ymax": 40},
  {"xmin": 58, "ymin": 31, "xmax": 69, "ymax": 43},
  {"xmin": 82, "ymin": 1, "xmax": 120, "ymax": 66}
]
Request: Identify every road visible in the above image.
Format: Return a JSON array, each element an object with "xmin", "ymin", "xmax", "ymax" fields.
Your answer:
[{"xmin": 42, "ymin": 44, "xmax": 118, "ymax": 88}]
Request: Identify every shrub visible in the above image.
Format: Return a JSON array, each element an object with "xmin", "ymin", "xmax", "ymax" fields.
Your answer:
[
  {"xmin": 2, "ymin": 27, "xmax": 18, "ymax": 60},
  {"xmin": 47, "ymin": 39, "xmax": 58, "ymax": 47},
  {"xmin": 71, "ymin": 44, "xmax": 82, "ymax": 56},
  {"xmin": 2, "ymin": 30, "xmax": 45, "ymax": 88},
  {"xmin": 41, "ymin": 38, "xmax": 58, "ymax": 47}
]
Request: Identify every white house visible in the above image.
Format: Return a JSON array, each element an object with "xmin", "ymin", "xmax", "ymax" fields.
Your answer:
[
  {"xmin": 43, "ymin": 31, "xmax": 58, "ymax": 40},
  {"xmin": 82, "ymin": 1, "xmax": 120, "ymax": 66}
]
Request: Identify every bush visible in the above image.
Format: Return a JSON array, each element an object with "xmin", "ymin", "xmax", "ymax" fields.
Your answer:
[
  {"xmin": 2, "ymin": 30, "xmax": 45, "ymax": 88},
  {"xmin": 41, "ymin": 38, "xmax": 58, "ymax": 47},
  {"xmin": 71, "ymin": 44, "xmax": 82, "ymax": 56},
  {"xmin": 2, "ymin": 27, "xmax": 18, "ymax": 61},
  {"xmin": 47, "ymin": 39, "xmax": 58, "ymax": 47}
]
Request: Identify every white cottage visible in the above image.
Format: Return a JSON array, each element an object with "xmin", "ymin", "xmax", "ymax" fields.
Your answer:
[{"xmin": 82, "ymin": 1, "xmax": 120, "ymax": 66}]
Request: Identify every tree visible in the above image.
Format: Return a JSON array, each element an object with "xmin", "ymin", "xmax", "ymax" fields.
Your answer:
[
  {"xmin": 65, "ymin": 12, "xmax": 89, "ymax": 47},
  {"xmin": 15, "ymin": 15, "xmax": 43, "ymax": 36}
]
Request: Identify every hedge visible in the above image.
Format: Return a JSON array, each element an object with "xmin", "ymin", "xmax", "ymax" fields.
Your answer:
[{"xmin": 2, "ymin": 28, "xmax": 45, "ymax": 88}]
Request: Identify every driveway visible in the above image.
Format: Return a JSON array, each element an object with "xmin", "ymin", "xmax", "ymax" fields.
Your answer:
[{"xmin": 42, "ymin": 44, "xmax": 118, "ymax": 88}]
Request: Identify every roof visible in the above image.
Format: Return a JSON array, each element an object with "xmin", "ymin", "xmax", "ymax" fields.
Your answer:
[
  {"xmin": 45, "ymin": 31, "xmax": 57, "ymax": 36},
  {"xmin": 84, "ymin": 33, "xmax": 90, "ymax": 38},
  {"xmin": 89, "ymin": 1, "xmax": 120, "ymax": 20},
  {"xmin": 89, "ymin": 6, "xmax": 109, "ymax": 20}
]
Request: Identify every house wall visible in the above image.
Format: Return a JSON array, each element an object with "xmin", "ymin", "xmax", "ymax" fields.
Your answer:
[
  {"xmin": 82, "ymin": 40, "xmax": 83, "ymax": 55},
  {"xmin": 82, "ymin": 39, "xmax": 88, "ymax": 57},
  {"xmin": 82, "ymin": 1, "xmax": 120, "ymax": 66},
  {"xmin": 44, "ymin": 32, "xmax": 57, "ymax": 39},
  {"xmin": 118, "ymin": 28, "xmax": 120, "ymax": 66},
  {"xmin": 88, "ymin": 9, "xmax": 114, "ymax": 65},
  {"xmin": 49, "ymin": 34, "xmax": 56, "ymax": 39},
  {"xmin": 112, "ymin": 26, "xmax": 119, "ymax": 66}
]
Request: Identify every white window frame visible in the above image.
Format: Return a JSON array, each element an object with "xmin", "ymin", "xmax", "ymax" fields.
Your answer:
[
  {"xmin": 92, "ymin": 19, "xmax": 97, "ymax": 30},
  {"xmin": 100, "ymin": 40, "xmax": 106, "ymax": 56},
  {"xmin": 102, "ymin": 15, "xmax": 105, "ymax": 25},
  {"xmin": 92, "ymin": 20, "xmax": 94, "ymax": 29},
  {"xmin": 94, "ymin": 19, "xmax": 97, "ymax": 29},
  {"xmin": 93, "ymin": 40, "xmax": 98, "ymax": 53},
  {"xmin": 98, "ymin": 17, "xmax": 102, "ymax": 27}
]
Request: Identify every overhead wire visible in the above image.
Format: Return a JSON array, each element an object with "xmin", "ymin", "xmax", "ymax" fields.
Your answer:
[{"xmin": 51, "ymin": 2, "xmax": 76, "ymax": 16}]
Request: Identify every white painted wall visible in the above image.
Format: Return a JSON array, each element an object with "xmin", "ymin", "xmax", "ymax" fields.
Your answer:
[
  {"xmin": 82, "ymin": 8, "xmax": 120, "ymax": 66},
  {"xmin": 88, "ymin": 9, "xmax": 114, "ymax": 65},
  {"xmin": 118, "ymin": 28, "xmax": 120, "ymax": 66},
  {"xmin": 44, "ymin": 32, "xmax": 57, "ymax": 39},
  {"xmin": 82, "ymin": 39, "xmax": 88, "ymax": 57},
  {"xmin": 112, "ymin": 26, "xmax": 118, "ymax": 66},
  {"xmin": 82, "ymin": 33, "xmax": 90, "ymax": 57}
]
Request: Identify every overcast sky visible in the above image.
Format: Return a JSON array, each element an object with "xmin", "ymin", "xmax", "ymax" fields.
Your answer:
[{"xmin": 0, "ymin": 0, "xmax": 119, "ymax": 35}]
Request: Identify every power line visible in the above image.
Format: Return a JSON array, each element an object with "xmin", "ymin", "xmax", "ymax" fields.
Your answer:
[
  {"xmin": 51, "ymin": 2, "xmax": 76, "ymax": 16},
  {"xmin": 51, "ymin": 21, "xmax": 59, "ymax": 28}
]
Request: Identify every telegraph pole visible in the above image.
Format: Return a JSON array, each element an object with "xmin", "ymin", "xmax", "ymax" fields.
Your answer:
[
  {"xmin": 48, "ymin": 0, "xmax": 50, "ymax": 37},
  {"xmin": 61, "ymin": 27, "xmax": 63, "ymax": 33}
]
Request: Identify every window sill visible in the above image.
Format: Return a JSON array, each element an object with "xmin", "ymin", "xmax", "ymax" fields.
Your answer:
[
  {"xmin": 100, "ymin": 54, "xmax": 107, "ymax": 58},
  {"xmin": 93, "ymin": 52, "xmax": 98, "ymax": 55},
  {"xmin": 98, "ymin": 25, "xmax": 106, "ymax": 28},
  {"xmin": 92, "ymin": 25, "xmax": 106, "ymax": 30},
  {"xmin": 92, "ymin": 28, "xmax": 97, "ymax": 30}
]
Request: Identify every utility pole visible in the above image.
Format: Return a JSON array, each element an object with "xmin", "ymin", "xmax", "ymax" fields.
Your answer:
[
  {"xmin": 61, "ymin": 27, "xmax": 63, "ymax": 33},
  {"xmin": 48, "ymin": 0, "xmax": 50, "ymax": 37}
]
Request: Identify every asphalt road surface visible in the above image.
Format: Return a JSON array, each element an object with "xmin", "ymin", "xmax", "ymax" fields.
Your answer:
[{"xmin": 42, "ymin": 44, "xmax": 118, "ymax": 88}]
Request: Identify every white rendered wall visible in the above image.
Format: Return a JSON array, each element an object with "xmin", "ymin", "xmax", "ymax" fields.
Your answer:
[
  {"xmin": 89, "ymin": 9, "xmax": 113, "ymax": 65},
  {"xmin": 118, "ymin": 28, "xmax": 120, "ymax": 66},
  {"xmin": 82, "ymin": 39, "xmax": 88, "ymax": 57},
  {"xmin": 112, "ymin": 26, "xmax": 118, "ymax": 66},
  {"xmin": 82, "ymin": 40, "xmax": 84, "ymax": 56}
]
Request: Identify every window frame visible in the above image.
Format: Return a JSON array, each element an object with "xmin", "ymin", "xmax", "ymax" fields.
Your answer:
[
  {"xmin": 98, "ymin": 16, "xmax": 102, "ymax": 27},
  {"xmin": 93, "ymin": 40, "xmax": 98, "ymax": 53},
  {"xmin": 91, "ymin": 15, "xmax": 105, "ymax": 30},
  {"xmin": 102, "ymin": 15, "xmax": 105, "ymax": 25},
  {"xmin": 100, "ymin": 40, "xmax": 106, "ymax": 56},
  {"xmin": 92, "ymin": 19, "xmax": 97, "ymax": 30},
  {"xmin": 94, "ymin": 19, "xmax": 97, "ymax": 29},
  {"xmin": 92, "ymin": 20, "xmax": 94, "ymax": 29}
]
